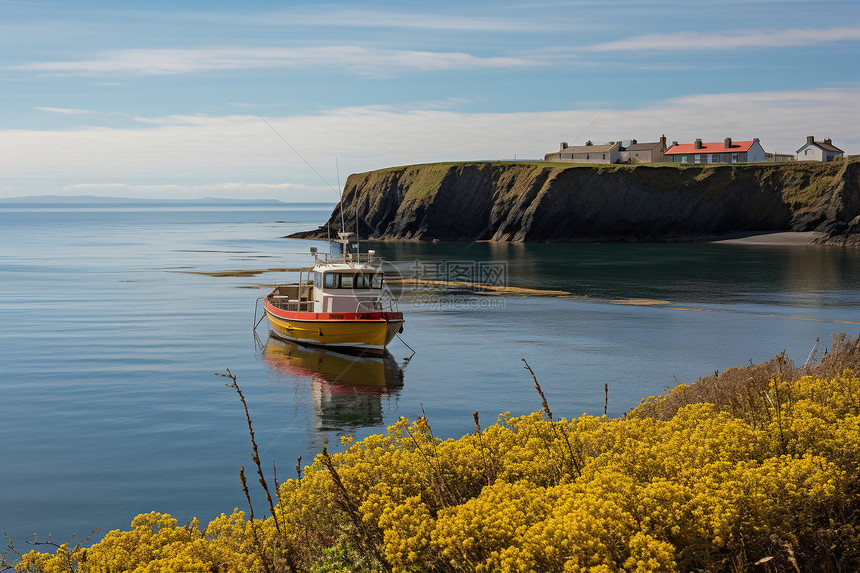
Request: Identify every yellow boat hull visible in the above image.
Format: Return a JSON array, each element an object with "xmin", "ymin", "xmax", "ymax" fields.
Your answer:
[{"xmin": 264, "ymin": 302, "xmax": 404, "ymax": 355}]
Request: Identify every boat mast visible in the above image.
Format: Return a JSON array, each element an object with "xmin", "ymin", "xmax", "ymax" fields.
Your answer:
[{"xmin": 337, "ymin": 231, "xmax": 353, "ymax": 262}]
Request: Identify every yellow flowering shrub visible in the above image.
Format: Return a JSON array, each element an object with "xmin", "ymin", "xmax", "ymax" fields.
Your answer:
[
  {"xmin": 16, "ymin": 511, "xmax": 258, "ymax": 573},
  {"xmin": 433, "ymin": 479, "xmax": 550, "ymax": 572},
  {"xmin": 13, "ymin": 337, "xmax": 860, "ymax": 572},
  {"xmin": 377, "ymin": 495, "xmax": 434, "ymax": 571}
]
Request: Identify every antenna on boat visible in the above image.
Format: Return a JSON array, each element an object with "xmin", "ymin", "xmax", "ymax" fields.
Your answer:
[
  {"xmin": 254, "ymin": 110, "xmax": 342, "ymax": 260},
  {"xmin": 254, "ymin": 111, "xmax": 369, "ymax": 262},
  {"xmin": 254, "ymin": 110, "xmax": 339, "ymax": 195},
  {"xmin": 337, "ymin": 231, "xmax": 353, "ymax": 262},
  {"xmin": 336, "ymin": 157, "xmax": 346, "ymax": 257}
]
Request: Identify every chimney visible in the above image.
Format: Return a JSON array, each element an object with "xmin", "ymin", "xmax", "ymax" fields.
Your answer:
[
  {"xmin": 672, "ymin": 141, "xmax": 678, "ymax": 148},
  {"xmin": 586, "ymin": 140, "xmax": 593, "ymax": 146},
  {"xmin": 824, "ymin": 138, "xmax": 832, "ymax": 145},
  {"xmin": 724, "ymin": 137, "xmax": 732, "ymax": 149},
  {"xmin": 659, "ymin": 135, "xmax": 667, "ymax": 150},
  {"xmin": 560, "ymin": 142, "xmax": 568, "ymax": 150},
  {"xmin": 694, "ymin": 138, "xmax": 703, "ymax": 149},
  {"xmin": 807, "ymin": 135, "xmax": 815, "ymax": 145},
  {"xmin": 630, "ymin": 138, "xmax": 637, "ymax": 145}
]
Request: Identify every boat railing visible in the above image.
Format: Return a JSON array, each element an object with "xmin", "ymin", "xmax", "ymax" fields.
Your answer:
[
  {"xmin": 268, "ymin": 284, "xmax": 314, "ymax": 312},
  {"xmin": 354, "ymin": 298, "xmax": 399, "ymax": 313},
  {"xmin": 268, "ymin": 297, "xmax": 315, "ymax": 312},
  {"xmin": 315, "ymin": 250, "xmax": 382, "ymax": 267},
  {"xmin": 354, "ymin": 299, "xmax": 383, "ymax": 313}
]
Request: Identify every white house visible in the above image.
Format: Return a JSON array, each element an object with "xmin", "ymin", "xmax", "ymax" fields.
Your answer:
[
  {"xmin": 545, "ymin": 140, "xmax": 622, "ymax": 164},
  {"xmin": 618, "ymin": 136, "xmax": 668, "ymax": 163},
  {"xmin": 796, "ymin": 136, "xmax": 844, "ymax": 162}
]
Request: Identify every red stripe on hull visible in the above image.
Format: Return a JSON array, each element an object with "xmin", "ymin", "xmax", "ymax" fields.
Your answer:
[{"xmin": 264, "ymin": 300, "xmax": 402, "ymax": 323}]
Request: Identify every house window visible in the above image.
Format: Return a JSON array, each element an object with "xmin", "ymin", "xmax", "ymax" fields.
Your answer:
[
  {"xmin": 602, "ymin": 153, "xmax": 606, "ymax": 160},
  {"xmin": 711, "ymin": 154, "xmax": 719, "ymax": 163},
  {"xmin": 732, "ymin": 153, "xmax": 738, "ymax": 163},
  {"xmin": 694, "ymin": 154, "xmax": 701, "ymax": 163},
  {"xmin": 681, "ymin": 155, "xmax": 689, "ymax": 163}
]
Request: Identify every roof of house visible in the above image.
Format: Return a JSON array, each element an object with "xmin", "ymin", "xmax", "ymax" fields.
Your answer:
[
  {"xmin": 625, "ymin": 141, "xmax": 662, "ymax": 151},
  {"xmin": 665, "ymin": 140, "xmax": 756, "ymax": 155},
  {"xmin": 556, "ymin": 142, "xmax": 620, "ymax": 154},
  {"xmin": 798, "ymin": 140, "xmax": 844, "ymax": 153}
]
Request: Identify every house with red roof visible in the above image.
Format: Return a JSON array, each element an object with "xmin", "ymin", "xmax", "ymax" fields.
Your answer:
[
  {"xmin": 796, "ymin": 136, "xmax": 843, "ymax": 162},
  {"xmin": 664, "ymin": 138, "xmax": 767, "ymax": 164}
]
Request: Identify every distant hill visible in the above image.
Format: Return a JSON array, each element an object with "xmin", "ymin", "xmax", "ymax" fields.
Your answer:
[
  {"xmin": 0, "ymin": 195, "xmax": 294, "ymax": 205},
  {"xmin": 291, "ymin": 159, "xmax": 860, "ymax": 245}
]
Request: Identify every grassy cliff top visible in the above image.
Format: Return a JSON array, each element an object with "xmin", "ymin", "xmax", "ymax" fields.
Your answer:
[{"xmin": 360, "ymin": 156, "xmax": 859, "ymax": 175}]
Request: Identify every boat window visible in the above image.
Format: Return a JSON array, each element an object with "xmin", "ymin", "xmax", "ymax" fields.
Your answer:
[
  {"xmin": 321, "ymin": 272, "xmax": 383, "ymax": 289},
  {"xmin": 353, "ymin": 273, "xmax": 383, "ymax": 289},
  {"xmin": 323, "ymin": 273, "xmax": 339, "ymax": 288},
  {"xmin": 353, "ymin": 273, "xmax": 369, "ymax": 289}
]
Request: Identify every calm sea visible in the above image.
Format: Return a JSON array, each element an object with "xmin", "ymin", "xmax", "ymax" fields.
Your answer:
[{"xmin": 2, "ymin": 201, "xmax": 859, "ymax": 547}]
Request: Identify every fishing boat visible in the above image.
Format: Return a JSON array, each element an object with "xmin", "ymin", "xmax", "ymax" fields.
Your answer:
[{"xmin": 263, "ymin": 232, "xmax": 404, "ymax": 355}]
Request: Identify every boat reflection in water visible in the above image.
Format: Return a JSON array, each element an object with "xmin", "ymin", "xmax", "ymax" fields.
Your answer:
[{"xmin": 262, "ymin": 336, "xmax": 404, "ymax": 437}]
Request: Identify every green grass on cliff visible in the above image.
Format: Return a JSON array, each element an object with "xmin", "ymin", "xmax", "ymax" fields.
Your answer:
[
  {"xmin": 400, "ymin": 163, "xmax": 452, "ymax": 200},
  {"xmin": 365, "ymin": 158, "xmax": 857, "ymax": 207},
  {"xmin": 370, "ymin": 160, "xmax": 694, "ymax": 201},
  {"xmin": 372, "ymin": 160, "xmax": 692, "ymax": 172},
  {"xmin": 371, "ymin": 157, "xmax": 859, "ymax": 174}
]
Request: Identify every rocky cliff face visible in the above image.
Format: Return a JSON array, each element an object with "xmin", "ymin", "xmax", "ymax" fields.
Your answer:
[{"xmin": 291, "ymin": 159, "xmax": 860, "ymax": 244}]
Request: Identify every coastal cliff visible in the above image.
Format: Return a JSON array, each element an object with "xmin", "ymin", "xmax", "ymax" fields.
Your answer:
[{"xmin": 291, "ymin": 158, "xmax": 860, "ymax": 244}]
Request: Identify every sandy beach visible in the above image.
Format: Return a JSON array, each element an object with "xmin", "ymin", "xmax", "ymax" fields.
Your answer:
[{"xmin": 709, "ymin": 231, "xmax": 819, "ymax": 246}]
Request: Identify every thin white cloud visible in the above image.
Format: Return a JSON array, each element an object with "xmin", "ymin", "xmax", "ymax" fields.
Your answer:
[
  {"xmin": 35, "ymin": 106, "xmax": 94, "ymax": 115},
  {"xmin": 271, "ymin": 9, "xmax": 567, "ymax": 32},
  {"xmin": 12, "ymin": 46, "xmax": 539, "ymax": 77},
  {"xmin": 2, "ymin": 87, "xmax": 858, "ymax": 200},
  {"xmin": 153, "ymin": 6, "xmax": 575, "ymax": 32},
  {"xmin": 34, "ymin": 106, "xmax": 130, "ymax": 118},
  {"xmin": 58, "ymin": 182, "xmax": 313, "ymax": 199},
  {"xmin": 589, "ymin": 25, "xmax": 860, "ymax": 52},
  {"xmin": 61, "ymin": 182, "xmax": 302, "ymax": 191}
]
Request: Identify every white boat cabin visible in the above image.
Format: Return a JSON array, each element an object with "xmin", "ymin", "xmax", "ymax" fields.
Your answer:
[
  {"xmin": 310, "ymin": 263, "xmax": 386, "ymax": 313},
  {"xmin": 267, "ymin": 233, "xmax": 397, "ymax": 314}
]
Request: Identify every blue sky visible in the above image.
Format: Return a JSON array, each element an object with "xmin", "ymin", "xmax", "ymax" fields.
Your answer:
[{"xmin": 1, "ymin": 0, "xmax": 859, "ymax": 200}]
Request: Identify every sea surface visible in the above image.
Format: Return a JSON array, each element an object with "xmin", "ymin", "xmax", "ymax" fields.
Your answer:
[{"xmin": 2, "ymin": 200, "xmax": 860, "ymax": 547}]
